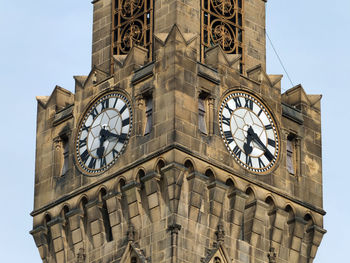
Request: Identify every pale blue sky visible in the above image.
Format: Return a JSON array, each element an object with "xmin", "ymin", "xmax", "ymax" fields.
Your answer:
[{"xmin": 0, "ymin": 0, "xmax": 348, "ymax": 262}]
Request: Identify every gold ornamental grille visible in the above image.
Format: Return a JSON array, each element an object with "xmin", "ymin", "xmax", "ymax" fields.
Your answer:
[
  {"xmin": 201, "ymin": 0, "xmax": 244, "ymax": 72},
  {"xmin": 112, "ymin": 0, "xmax": 153, "ymax": 58}
]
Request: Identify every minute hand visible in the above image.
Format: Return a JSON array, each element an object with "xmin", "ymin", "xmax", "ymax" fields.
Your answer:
[{"xmin": 248, "ymin": 127, "xmax": 274, "ymax": 161}]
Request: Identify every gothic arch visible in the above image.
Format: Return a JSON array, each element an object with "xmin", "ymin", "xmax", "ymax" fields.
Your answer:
[
  {"xmin": 184, "ymin": 158, "xmax": 195, "ymax": 174},
  {"xmin": 245, "ymin": 186, "xmax": 256, "ymax": 203},
  {"xmin": 205, "ymin": 168, "xmax": 216, "ymax": 182},
  {"xmin": 265, "ymin": 195, "xmax": 276, "ymax": 212},
  {"xmin": 116, "ymin": 177, "xmax": 127, "ymax": 193},
  {"xmin": 285, "ymin": 204, "xmax": 295, "ymax": 221},
  {"xmin": 155, "ymin": 158, "xmax": 166, "ymax": 174}
]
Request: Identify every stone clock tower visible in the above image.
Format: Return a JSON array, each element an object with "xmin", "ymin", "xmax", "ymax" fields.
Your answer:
[{"xmin": 31, "ymin": 1, "xmax": 326, "ymax": 263}]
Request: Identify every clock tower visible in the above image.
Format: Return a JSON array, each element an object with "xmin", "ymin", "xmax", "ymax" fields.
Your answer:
[{"xmin": 31, "ymin": 1, "xmax": 326, "ymax": 263}]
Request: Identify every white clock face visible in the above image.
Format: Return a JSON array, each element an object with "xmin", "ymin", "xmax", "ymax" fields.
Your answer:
[
  {"xmin": 75, "ymin": 92, "xmax": 132, "ymax": 175},
  {"xmin": 219, "ymin": 91, "xmax": 279, "ymax": 174}
]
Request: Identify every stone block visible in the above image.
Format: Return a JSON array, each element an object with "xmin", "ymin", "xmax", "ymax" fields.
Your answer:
[
  {"xmin": 128, "ymin": 202, "xmax": 140, "ymax": 218},
  {"xmin": 108, "ymin": 210, "xmax": 120, "ymax": 227},
  {"xmin": 148, "ymin": 192, "xmax": 159, "ymax": 209},
  {"xmin": 71, "ymin": 228, "xmax": 82, "ymax": 245},
  {"xmin": 52, "ymin": 237, "xmax": 64, "ymax": 253},
  {"xmin": 91, "ymin": 219, "xmax": 103, "ymax": 236}
]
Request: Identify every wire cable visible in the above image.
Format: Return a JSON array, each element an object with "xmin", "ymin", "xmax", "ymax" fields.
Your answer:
[{"xmin": 266, "ymin": 30, "xmax": 294, "ymax": 88}]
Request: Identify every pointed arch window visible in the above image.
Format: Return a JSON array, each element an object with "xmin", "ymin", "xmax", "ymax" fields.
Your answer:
[
  {"xmin": 201, "ymin": 0, "xmax": 244, "ymax": 72},
  {"xmin": 112, "ymin": 0, "xmax": 153, "ymax": 58}
]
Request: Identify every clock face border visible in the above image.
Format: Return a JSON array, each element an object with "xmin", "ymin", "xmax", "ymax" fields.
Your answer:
[
  {"xmin": 74, "ymin": 90, "xmax": 133, "ymax": 176},
  {"xmin": 218, "ymin": 90, "xmax": 280, "ymax": 175}
]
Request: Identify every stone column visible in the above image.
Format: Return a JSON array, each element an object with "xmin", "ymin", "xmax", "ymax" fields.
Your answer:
[
  {"xmin": 141, "ymin": 172, "xmax": 162, "ymax": 222},
  {"xmin": 30, "ymin": 226, "xmax": 49, "ymax": 263},
  {"xmin": 47, "ymin": 217, "xmax": 66, "ymax": 263},
  {"xmin": 91, "ymin": 0, "xmax": 113, "ymax": 74},
  {"xmin": 187, "ymin": 172, "xmax": 207, "ymax": 222},
  {"xmin": 226, "ymin": 189, "xmax": 248, "ymax": 240},
  {"xmin": 135, "ymin": 95, "xmax": 145, "ymax": 136},
  {"xmin": 66, "ymin": 208, "xmax": 86, "ymax": 258},
  {"xmin": 308, "ymin": 225, "xmax": 326, "ymax": 262},
  {"xmin": 208, "ymin": 97, "xmax": 215, "ymax": 136},
  {"xmin": 288, "ymin": 217, "xmax": 307, "ymax": 263},
  {"xmin": 207, "ymin": 180, "xmax": 228, "ymax": 229},
  {"xmin": 269, "ymin": 208, "xmax": 289, "ymax": 258},
  {"xmin": 161, "ymin": 163, "xmax": 185, "ymax": 214},
  {"xmin": 122, "ymin": 181, "xmax": 143, "ymax": 228},
  {"xmin": 247, "ymin": 200, "xmax": 269, "ymax": 249},
  {"xmin": 85, "ymin": 200, "xmax": 105, "ymax": 248},
  {"xmin": 104, "ymin": 191, "xmax": 123, "ymax": 240}
]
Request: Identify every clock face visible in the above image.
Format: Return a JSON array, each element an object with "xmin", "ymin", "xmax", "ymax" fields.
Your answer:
[
  {"xmin": 75, "ymin": 92, "xmax": 132, "ymax": 175},
  {"xmin": 219, "ymin": 91, "xmax": 279, "ymax": 174}
]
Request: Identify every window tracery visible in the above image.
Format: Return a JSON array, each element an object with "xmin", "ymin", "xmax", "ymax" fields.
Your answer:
[
  {"xmin": 201, "ymin": 0, "xmax": 244, "ymax": 72},
  {"xmin": 112, "ymin": 0, "xmax": 153, "ymax": 58}
]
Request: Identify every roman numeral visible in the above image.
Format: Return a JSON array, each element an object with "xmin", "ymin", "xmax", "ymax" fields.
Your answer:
[
  {"xmin": 88, "ymin": 158, "xmax": 97, "ymax": 169},
  {"xmin": 90, "ymin": 108, "xmax": 99, "ymax": 119},
  {"xmin": 112, "ymin": 149, "xmax": 119, "ymax": 158},
  {"xmin": 244, "ymin": 98, "xmax": 253, "ymax": 110},
  {"xmin": 233, "ymin": 97, "xmax": 242, "ymax": 108},
  {"xmin": 233, "ymin": 145, "xmax": 242, "ymax": 159},
  {"xmin": 264, "ymin": 151, "xmax": 273, "ymax": 162},
  {"xmin": 224, "ymin": 131, "xmax": 234, "ymax": 144},
  {"xmin": 258, "ymin": 158, "xmax": 265, "ymax": 168},
  {"xmin": 122, "ymin": 118, "xmax": 130, "ymax": 126},
  {"xmin": 82, "ymin": 124, "xmax": 89, "ymax": 132},
  {"xmin": 119, "ymin": 104, "xmax": 127, "ymax": 114},
  {"xmin": 268, "ymin": 139, "xmax": 276, "ymax": 147},
  {"xmin": 224, "ymin": 103, "xmax": 234, "ymax": 115},
  {"xmin": 113, "ymin": 98, "xmax": 119, "ymax": 108},
  {"xmin": 101, "ymin": 99, "xmax": 109, "ymax": 110},
  {"xmin": 222, "ymin": 116, "xmax": 231, "ymax": 126},
  {"xmin": 246, "ymin": 155, "xmax": 253, "ymax": 167},
  {"xmin": 80, "ymin": 150, "xmax": 89, "ymax": 164},
  {"xmin": 118, "ymin": 133, "xmax": 128, "ymax": 143},
  {"xmin": 100, "ymin": 157, "xmax": 107, "ymax": 167},
  {"xmin": 258, "ymin": 109, "xmax": 263, "ymax": 117},
  {"xmin": 265, "ymin": 124, "xmax": 273, "ymax": 130},
  {"xmin": 79, "ymin": 138, "xmax": 87, "ymax": 148}
]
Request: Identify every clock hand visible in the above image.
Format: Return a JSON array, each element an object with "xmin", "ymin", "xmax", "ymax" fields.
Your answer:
[
  {"xmin": 247, "ymin": 126, "xmax": 274, "ymax": 161},
  {"xmin": 104, "ymin": 130, "xmax": 119, "ymax": 138},
  {"xmin": 97, "ymin": 128, "xmax": 109, "ymax": 158},
  {"xmin": 243, "ymin": 133, "xmax": 253, "ymax": 155}
]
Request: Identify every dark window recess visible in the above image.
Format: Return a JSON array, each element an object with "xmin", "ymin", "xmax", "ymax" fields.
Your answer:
[
  {"xmin": 144, "ymin": 96, "xmax": 153, "ymax": 135},
  {"xmin": 61, "ymin": 138, "xmax": 69, "ymax": 176},
  {"xmin": 100, "ymin": 190, "xmax": 113, "ymax": 242},
  {"xmin": 198, "ymin": 98, "xmax": 207, "ymax": 134},
  {"xmin": 287, "ymin": 137, "xmax": 295, "ymax": 175}
]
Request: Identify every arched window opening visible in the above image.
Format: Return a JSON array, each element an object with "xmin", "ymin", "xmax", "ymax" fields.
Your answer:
[
  {"xmin": 156, "ymin": 160, "xmax": 166, "ymax": 174},
  {"xmin": 205, "ymin": 169, "xmax": 215, "ymax": 183},
  {"xmin": 184, "ymin": 160, "xmax": 194, "ymax": 174},
  {"xmin": 61, "ymin": 205, "xmax": 72, "ymax": 248},
  {"xmin": 43, "ymin": 214, "xmax": 53, "ymax": 256},
  {"xmin": 80, "ymin": 197, "xmax": 89, "ymax": 233},
  {"xmin": 118, "ymin": 179, "xmax": 126, "ymax": 193},
  {"xmin": 265, "ymin": 196, "xmax": 275, "ymax": 213},
  {"xmin": 137, "ymin": 169, "xmax": 146, "ymax": 189},
  {"xmin": 99, "ymin": 189, "xmax": 113, "ymax": 242},
  {"xmin": 241, "ymin": 187, "xmax": 256, "ymax": 241}
]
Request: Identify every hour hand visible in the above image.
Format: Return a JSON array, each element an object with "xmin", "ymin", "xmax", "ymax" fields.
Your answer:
[
  {"xmin": 105, "ymin": 130, "xmax": 119, "ymax": 139},
  {"xmin": 247, "ymin": 126, "xmax": 274, "ymax": 161}
]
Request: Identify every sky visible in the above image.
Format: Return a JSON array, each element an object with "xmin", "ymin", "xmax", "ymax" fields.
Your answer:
[{"xmin": 0, "ymin": 0, "xmax": 349, "ymax": 262}]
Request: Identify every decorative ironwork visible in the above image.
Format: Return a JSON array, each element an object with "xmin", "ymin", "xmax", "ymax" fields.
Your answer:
[
  {"xmin": 201, "ymin": 0, "xmax": 244, "ymax": 72},
  {"xmin": 112, "ymin": 0, "xmax": 153, "ymax": 59}
]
